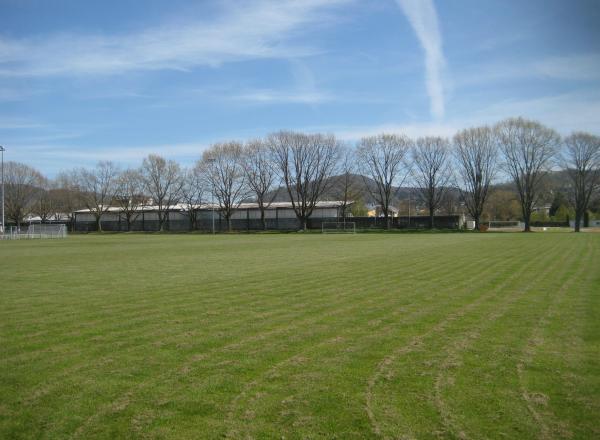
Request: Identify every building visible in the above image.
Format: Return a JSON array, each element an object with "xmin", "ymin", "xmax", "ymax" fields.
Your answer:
[{"xmin": 73, "ymin": 201, "xmax": 351, "ymax": 232}]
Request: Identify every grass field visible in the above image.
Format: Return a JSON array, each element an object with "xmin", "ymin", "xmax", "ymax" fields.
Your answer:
[{"xmin": 1, "ymin": 232, "xmax": 599, "ymax": 439}]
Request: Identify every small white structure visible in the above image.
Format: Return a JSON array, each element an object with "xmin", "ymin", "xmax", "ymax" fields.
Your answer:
[{"xmin": 569, "ymin": 219, "xmax": 600, "ymax": 228}]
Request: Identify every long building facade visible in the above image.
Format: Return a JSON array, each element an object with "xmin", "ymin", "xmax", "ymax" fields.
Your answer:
[{"xmin": 73, "ymin": 201, "xmax": 349, "ymax": 232}]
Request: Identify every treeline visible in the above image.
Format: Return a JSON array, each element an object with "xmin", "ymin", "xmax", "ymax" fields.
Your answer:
[{"xmin": 4, "ymin": 117, "xmax": 600, "ymax": 232}]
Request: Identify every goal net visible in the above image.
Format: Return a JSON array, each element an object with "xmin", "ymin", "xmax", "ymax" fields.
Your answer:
[
  {"xmin": 321, "ymin": 221, "xmax": 356, "ymax": 234},
  {"xmin": 1, "ymin": 224, "xmax": 68, "ymax": 240}
]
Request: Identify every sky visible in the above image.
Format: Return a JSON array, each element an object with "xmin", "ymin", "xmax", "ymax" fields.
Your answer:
[{"xmin": 1, "ymin": 0, "xmax": 600, "ymax": 176}]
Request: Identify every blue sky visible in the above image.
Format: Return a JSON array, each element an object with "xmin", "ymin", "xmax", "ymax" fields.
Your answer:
[{"xmin": 2, "ymin": 0, "xmax": 600, "ymax": 175}]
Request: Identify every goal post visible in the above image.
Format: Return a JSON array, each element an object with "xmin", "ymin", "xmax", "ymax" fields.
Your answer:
[{"xmin": 321, "ymin": 221, "xmax": 356, "ymax": 234}]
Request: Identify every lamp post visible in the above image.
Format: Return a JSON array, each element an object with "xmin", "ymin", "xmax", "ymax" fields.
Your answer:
[{"xmin": 0, "ymin": 146, "xmax": 4, "ymax": 234}]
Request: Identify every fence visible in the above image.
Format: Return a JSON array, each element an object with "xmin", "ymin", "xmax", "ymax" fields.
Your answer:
[{"xmin": 73, "ymin": 214, "xmax": 464, "ymax": 232}]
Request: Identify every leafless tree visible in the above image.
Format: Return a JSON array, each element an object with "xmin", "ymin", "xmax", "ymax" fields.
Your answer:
[
  {"xmin": 495, "ymin": 117, "xmax": 560, "ymax": 232},
  {"xmin": 561, "ymin": 132, "xmax": 600, "ymax": 232},
  {"xmin": 356, "ymin": 134, "xmax": 412, "ymax": 229},
  {"xmin": 140, "ymin": 154, "xmax": 183, "ymax": 232},
  {"xmin": 243, "ymin": 139, "xmax": 279, "ymax": 230},
  {"xmin": 180, "ymin": 165, "xmax": 205, "ymax": 230},
  {"xmin": 269, "ymin": 131, "xmax": 340, "ymax": 231},
  {"xmin": 200, "ymin": 142, "xmax": 247, "ymax": 232},
  {"xmin": 32, "ymin": 177, "xmax": 56, "ymax": 222},
  {"xmin": 75, "ymin": 161, "xmax": 120, "ymax": 232},
  {"xmin": 453, "ymin": 126, "xmax": 498, "ymax": 230},
  {"xmin": 4, "ymin": 161, "xmax": 44, "ymax": 227},
  {"xmin": 412, "ymin": 136, "xmax": 452, "ymax": 228},
  {"xmin": 116, "ymin": 169, "xmax": 145, "ymax": 231},
  {"xmin": 54, "ymin": 170, "xmax": 83, "ymax": 230},
  {"xmin": 332, "ymin": 145, "xmax": 359, "ymax": 220}
]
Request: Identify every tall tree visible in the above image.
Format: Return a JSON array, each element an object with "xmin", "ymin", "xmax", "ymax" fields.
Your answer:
[
  {"xmin": 243, "ymin": 139, "xmax": 278, "ymax": 230},
  {"xmin": 332, "ymin": 145, "xmax": 359, "ymax": 221},
  {"xmin": 200, "ymin": 142, "xmax": 247, "ymax": 232},
  {"xmin": 75, "ymin": 161, "xmax": 120, "ymax": 232},
  {"xmin": 115, "ymin": 169, "xmax": 145, "ymax": 231},
  {"xmin": 270, "ymin": 131, "xmax": 340, "ymax": 231},
  {"xmin": 356, "ymin": 134, "xmax": 411, "ymax": 229},
  {"xmin": 140, "ymin": 154, "xmax": 183, "ymax": 232},
  {"xmin": 54, "ymin": 170, "xmax": 83, "ymax": 231},
  {"xmin": 495, "ymin": 117, "xmax": 560, "ymax": 232},
  {"xmin": 561, "ymin": 132, "xmax": 600, "ymax": 232},
  {"xmin": 4, "ymin": 161, "xmax": 44, "ymax": 228},
  {"xmin": 453, "ymin": 126, "xmax": 498, "ymax": 230},
  {"xmin": 32, "ymin": 177, "xmax": 55, "ymax": 222},
  {"xmin": 412, "ymin": 136, "xmax": 452, "ymax": 229},
  {"xmin": 180, "ymin": 165, "xmax": 205, "ymax": 231}
]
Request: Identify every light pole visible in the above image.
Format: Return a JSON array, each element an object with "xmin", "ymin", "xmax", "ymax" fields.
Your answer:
[{"xmin": 0, "ymin": 146, "xmax": 4, "ymax": 234}]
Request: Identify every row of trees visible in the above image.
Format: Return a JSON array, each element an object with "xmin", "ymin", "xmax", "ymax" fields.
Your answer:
[{"xmin": 3, "ymin": 117, "xmax": 600, "ymax": 232}]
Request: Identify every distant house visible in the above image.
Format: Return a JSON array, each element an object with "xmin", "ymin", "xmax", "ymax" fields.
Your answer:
[
  {"xmin": 532, "ymin": 204, "xmax": 552, "ymax": 216},
  {"xmin": 366, "ymin": 204, "xmax": 399, "ymax": 218}
]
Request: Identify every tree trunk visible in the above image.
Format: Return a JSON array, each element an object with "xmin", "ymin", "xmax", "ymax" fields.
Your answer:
[
  {"xmin": 261, "ymin": 209, "xmax": 267, "ymax": 231},
  {"xmin": 574, "ymin": 211, "xmax": 582, "ymax": 232},
  {"xmin": 96, "ymin": 215, "xmax": 102, "ymax": 232},
  {"xmin": 227, "ymin": 216, "xmax": 232, "ymax": 232},
  {"xmin": 302, "ymin": 217, "xmax": 308, "ymax": 231},
  {"xmin": 385, "ymin": 213, "xmax": 391, "ymax": 230},
  {"xmin": 429, "ymin": 203, "xmax": 434, "ymax": 230}
]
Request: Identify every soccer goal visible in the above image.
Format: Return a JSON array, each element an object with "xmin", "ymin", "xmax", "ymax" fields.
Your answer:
[
  {"xmin": 321, "ymin": 221, "xmax": 356, "ymax": 234},
  {"xmin": 1, "ymin": 224, "xmax": 68, "ymax": 240}
]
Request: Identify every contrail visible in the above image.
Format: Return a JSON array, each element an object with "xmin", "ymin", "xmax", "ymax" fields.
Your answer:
[{"xmin": 396, "ymin": 0, "xmax": 445, "ymax": 119}]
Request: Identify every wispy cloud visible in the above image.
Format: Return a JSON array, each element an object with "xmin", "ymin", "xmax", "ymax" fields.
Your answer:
[
  {"xmin": 456, "ymin": 53, "xmax": 600, "ymax": 87},
  {"xmin": 322, "ymin": 89, "xmax": 600, "ymax": 141},
  {"xmin": 233, "ymin": 89, "xmax": 332, "ymax": 104},
  {"xmin": 396, "ymin": 0, "xmax": 445, "ymax": 120},
  {"xmin": 0, "ymin": 0, "xmax": 350, "ymax": 77},
  {"xmin": 232, "ymin": 58, "xmax": 332, "ymax": 104}
]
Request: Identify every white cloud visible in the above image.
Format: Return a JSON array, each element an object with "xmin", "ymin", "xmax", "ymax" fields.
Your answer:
[
  {"xmin": 0, "ymin": 0, "xmax": 350, "ymax": 77},
  {"xmin": 396, "ymin": 0, "xmax": 445, "ymax": 120},
  {"xmin": 233, "ymin": 89, "xmax": 332, "ymax": 104},
  {"xmin": 456, "ymin": 53, "xmax": 600, "ymax": 88},
  {"xmin": 314, "ymin": 91, "xmax": 600, "ymax": 140}
]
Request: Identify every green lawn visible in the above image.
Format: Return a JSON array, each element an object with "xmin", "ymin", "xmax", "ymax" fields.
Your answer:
[{"xmin": 1, "ymin": 232, "xmax": 599, "ymax": 439}]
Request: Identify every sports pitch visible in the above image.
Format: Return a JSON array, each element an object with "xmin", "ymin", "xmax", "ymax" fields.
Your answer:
[{"xmin": 1, "ymin": 232, "xmax": 598, "ymax": 439}]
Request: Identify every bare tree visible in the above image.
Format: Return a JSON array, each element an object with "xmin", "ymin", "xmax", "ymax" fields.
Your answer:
[
  {"xmin": 243, "ymin": 139, "xmax": 279, "ymax": 230},
  {"xmin": 412, "ymin": 136, "xmax": 452, "ymax": 229},
  {"xmin": 54, "ymin": 170, "xmax": 83, "ymax": 230},
  {"xmin": 495, "ymin": 117, "xmax": 560, "ymax": 232},
  {"xmin": 200, "ymin": 142, "xmax": 247, "ymax": 232},
  {"xmin": 4, "ymin": 161, "xmax": 44, "ymax": 228},
  {"xmin": 269, "ymin": 131, "xmax": 340, "ymax": 231},
  {"xmin": 75, "ymin": 161, "xmax": 120, "ymax": 232},
  {"xmin": 561, "ymin": 132, "xmax": 600, "ymax": 232},
  {"xmin": 453, "ymin": 126, "xmax": 498, "ymax": 230},
  {"xmin": 333, "ymin": 145, "xmax": 359, "ymax": 221},
  {"xmin": 356, "ymin": 134, "xmax": 412, "ymax": 229},
  {"xmin": 32, "ymin": 177, "xmax": 55, "ymax": 222},
  {"xmin": 115, "ymin": 169, "xmax": 145, "ymax": 231},
  {"xmin": 180, "ymin": 165, "xmax": 205, "ymax": 231},
  {"xmin": 140, "ymin": 154, "xmax": 183, "ymax": 232}
]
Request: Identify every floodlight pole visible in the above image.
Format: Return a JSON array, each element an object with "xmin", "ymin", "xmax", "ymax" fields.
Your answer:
[{"xmin": 0, "ymin": 146, "xmax": 4, "ymax": 234}]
